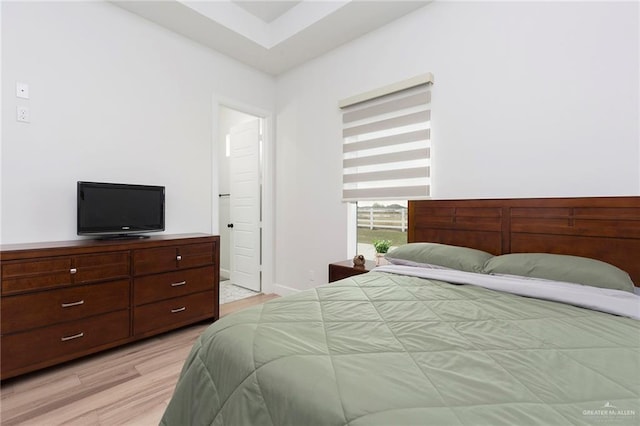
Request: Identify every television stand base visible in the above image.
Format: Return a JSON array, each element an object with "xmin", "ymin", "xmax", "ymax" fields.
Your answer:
[{"xmin": 97, "ymin": 234, "xmax": 151, "ymax": 241}]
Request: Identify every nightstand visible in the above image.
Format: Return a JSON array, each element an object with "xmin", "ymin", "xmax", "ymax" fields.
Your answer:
[{"xmin": 328, "ymin": 259, "xmax": 377, "ymax": 283}]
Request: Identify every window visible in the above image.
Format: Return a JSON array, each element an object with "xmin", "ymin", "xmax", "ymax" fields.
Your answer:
[
  {"xmin": 340, "ymin": 74, "xmax": 433, "ymax": 259},
  {"xmin": 357, "ymin": 200, "xmax": 407, "ymax": 259}
]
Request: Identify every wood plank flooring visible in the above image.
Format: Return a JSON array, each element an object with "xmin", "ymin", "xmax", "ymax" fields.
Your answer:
[{"xmin": 0, "ymin": 293, "xmax": 279, "ymax": 426}]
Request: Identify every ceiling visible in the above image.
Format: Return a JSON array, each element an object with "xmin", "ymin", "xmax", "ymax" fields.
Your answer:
[
  {"xmin": 232, "ymin": 1, "xmax": 301, "ymax": 23},
  {"xmin": 111, "ymin": 1, "xmax": 431, "ymax": 75}
]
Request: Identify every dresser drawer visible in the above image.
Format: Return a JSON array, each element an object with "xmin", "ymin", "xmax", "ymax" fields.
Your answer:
[
  {"xmin": 133, "ymin": 243, "xmax": 215, "ymax": 276},
  {"xmin": 177, "ymin": 243, "xmax": 215, "ymax": 269},
  {"xmin": 1, "ymin": 279, "xmax": 130, "ymax": 334},
  {"xmin": 134, "ymin": 290, "xmax": 215, "ymax": 335},
  {"xmin": 74, "ymin": 252, "xmax": 129, "ymax": 284},
  {"xmin": 1, "ymin": 310, "xmax": 130, "ymax": 375},
  {"xmin": 1, "ymin": 251, "xmax": 129, "ymax": 295},
  {"xmin": 2, "ymin": 257, "xmax": 73, "ymax": 294},
  {"xmin": 134, "ymin": 266, "xmax": 214, "ymax": 306},
  {"xmin": 133, "ymin": 246, "xmax": 178, "ymax": 276}
]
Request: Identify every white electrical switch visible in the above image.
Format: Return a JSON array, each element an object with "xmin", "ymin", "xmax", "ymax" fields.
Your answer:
[
  {"xmin": 16, "ymin": 82, "xmax": 29, "ymax": 99},
  {"xmin": 17, "ymin": 106, "xmax": 30, "ymax": 123}
]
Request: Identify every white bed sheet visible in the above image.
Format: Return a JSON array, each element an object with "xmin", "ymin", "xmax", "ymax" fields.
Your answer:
[{"xmin": 375, "ymin": 264, "xmax": 640, "ymax": 320}]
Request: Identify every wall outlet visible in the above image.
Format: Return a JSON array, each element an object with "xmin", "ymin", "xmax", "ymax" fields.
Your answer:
[
  {"xmin": 17, "ymin": 106, "xmax": 30, "ymax": 123},
  {"xmin": 308, "ymin": 270, "xmax": 315, "ymax": 281}
]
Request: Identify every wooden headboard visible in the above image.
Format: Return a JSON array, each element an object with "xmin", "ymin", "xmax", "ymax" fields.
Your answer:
[{"xmin": 408, "ymin": 196, "xmax": 640, "ymax": 287}]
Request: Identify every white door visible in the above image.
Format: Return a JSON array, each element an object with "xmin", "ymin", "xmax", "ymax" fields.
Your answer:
[{"xmin": 229, "ymin": 118, "xmax": 261, "ymax": 292}]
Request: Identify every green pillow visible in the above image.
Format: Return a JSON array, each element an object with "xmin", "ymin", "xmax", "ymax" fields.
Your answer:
[
  {"xmin": 483, "ymin": 253, "xmax": 636, "ymax": 293},
  {"xmin": 384, "ymin": 243, "xmax": 494, "ymax": 273}
]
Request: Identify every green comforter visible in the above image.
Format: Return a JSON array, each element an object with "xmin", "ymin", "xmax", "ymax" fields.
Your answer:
[{"xmin": 161, "ymin": 272, "xmax": 640, "ymax": 425}]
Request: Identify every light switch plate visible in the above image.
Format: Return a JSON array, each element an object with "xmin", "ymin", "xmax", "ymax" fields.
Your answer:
[{"xmin": 16, "ymin": 82, "xmax": 29, "ymax": 99}]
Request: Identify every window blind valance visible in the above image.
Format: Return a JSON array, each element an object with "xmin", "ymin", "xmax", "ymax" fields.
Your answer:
[{"xmin": 340, "ymin": 74, "xmax": 433, "ymax": 202}]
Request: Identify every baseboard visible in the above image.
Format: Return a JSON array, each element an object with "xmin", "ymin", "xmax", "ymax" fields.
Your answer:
[
  {"xmin": 220, "ymin": 268, "xmax": 230, "ymax": 280},
  {"xmin": 273, "ymin": 283, "xmax": 301, "ymax": 296}
]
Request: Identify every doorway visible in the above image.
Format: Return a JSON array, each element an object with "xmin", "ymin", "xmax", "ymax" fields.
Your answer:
[{"xmin": 218, "ymin": 106, "xmax": 263, "ymax": 303}]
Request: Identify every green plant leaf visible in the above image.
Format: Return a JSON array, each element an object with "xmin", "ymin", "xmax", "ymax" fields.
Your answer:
[{"xmin": 373, "ymin": 239, "xmax": 392, "ymax": 253}]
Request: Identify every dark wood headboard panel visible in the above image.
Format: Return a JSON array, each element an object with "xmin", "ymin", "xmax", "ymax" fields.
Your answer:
[{"xmin": 408, "ymin": 197, "xmax": 640, "ymax": 286}]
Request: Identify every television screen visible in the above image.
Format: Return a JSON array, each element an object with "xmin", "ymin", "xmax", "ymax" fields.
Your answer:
[{"xmin": 77, "ymin": 181, "xmax": 165, "ymax": 237}]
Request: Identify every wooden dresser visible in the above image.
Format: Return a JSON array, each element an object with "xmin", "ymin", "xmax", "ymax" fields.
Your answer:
[{"xmin": 0, "ymin": 233, "xmax": 219, "ymax": 380}]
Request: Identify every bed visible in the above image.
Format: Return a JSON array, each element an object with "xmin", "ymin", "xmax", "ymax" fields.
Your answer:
[{"xmin": 161, "ymin": 197, "xmax": 640, "ymax": 426}]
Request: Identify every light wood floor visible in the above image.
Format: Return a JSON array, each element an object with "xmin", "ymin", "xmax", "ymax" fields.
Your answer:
[{"xmin": 0, "ymin": 293, "xmax": 279, "ymax": 426}]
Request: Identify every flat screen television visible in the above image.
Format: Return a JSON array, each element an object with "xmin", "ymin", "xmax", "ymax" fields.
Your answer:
[{"xmin": 77, "ymin": 181, "xmax": 165, "ymax": 238}]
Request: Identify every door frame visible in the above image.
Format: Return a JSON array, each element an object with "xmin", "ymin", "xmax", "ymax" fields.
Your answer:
[{"xmin": 212, "ymin": 96, "xmax": 275, "ymax": 295}]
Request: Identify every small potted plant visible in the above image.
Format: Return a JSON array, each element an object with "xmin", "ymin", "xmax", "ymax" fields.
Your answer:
[{"xmin": 373, "ymin": 239, "xmax": 392, "ymax": 265}]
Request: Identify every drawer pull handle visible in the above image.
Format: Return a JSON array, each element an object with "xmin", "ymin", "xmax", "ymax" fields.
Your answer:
[
  {"xmin": 176, "ymin": 255, "xmax": 182, "ymax": 261},
  {"xmin": 61, "ymin": 332, "xmax": 84, "ymax": 342},
  {"xmin": 70, "ymin": 268, "xmax": 77, "ymax": 274},
  {"xmin": 61, "ymin": 300, "xmax": 85, "ymax": 308},
  {"xmin": 171, "ymin": 307, "xmax": 186, "ymax": 313},
  {"xmin": 171, "ymin": 281, "xmax": 187, "ymax": 287}
]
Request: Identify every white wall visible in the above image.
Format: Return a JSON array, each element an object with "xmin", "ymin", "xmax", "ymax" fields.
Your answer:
[
  {"xmin": 274, "ymin": 1, "xmax": 639, "ymax": 293},
  {"xmin": 1, "ymin": 1, "xmax": 275, "ymax": 244}
]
